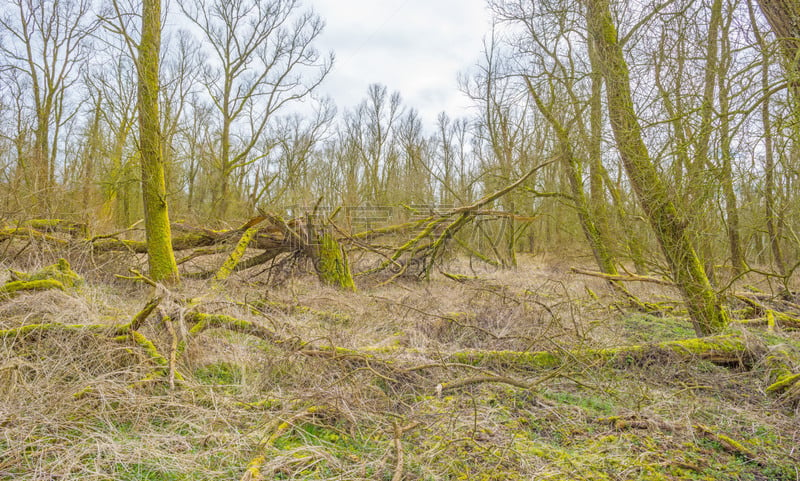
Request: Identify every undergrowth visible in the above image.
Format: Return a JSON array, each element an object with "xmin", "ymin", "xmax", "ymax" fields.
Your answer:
[{"xmin": 0, "ymin": 254, "xmax": 798, "ymax": 480}]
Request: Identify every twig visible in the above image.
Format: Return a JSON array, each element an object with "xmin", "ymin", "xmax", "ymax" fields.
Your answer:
[
  {"xmin": 163, "ymin": 312, "xmax": 178, "ymax": 390},
  {"xmin": 391, "ymin": 421, "xmax": 420, "ymax": 481},
  {"xmin": 115, "ymin": 268, "xmax": 157, "ymax": 288}
]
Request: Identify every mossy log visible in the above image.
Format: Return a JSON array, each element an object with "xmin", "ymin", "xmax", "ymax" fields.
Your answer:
[
  {"xmin": 182, "ymin": 312, "xmax": 283, "ymax": 351},
  {"xmin": 0, "ymin": 297, "xmax": 174, "ymax": 384},
  {"xmin": 179, "ymin": 309, "xmax": 757, "ymax": 375},
  {"xmin": 89, "ymin": 217, "xmax": 287, "ymax": 253},
  {"xmin": 27, "ymin": 258, "xmax": 83, "ymax": 287},
  {"xmin": 212, "ymin": 227, "xmax": 260, "ymax": 283},
  {"xmin": 447, "ymin": 334, "xmax": 754, "ymax": 370},
  {"xmin": 22, "ymin": 219, "xmax": 87, "ymax": 237},
  {"xmin": 0, "ymin": 279, "xmax": 65, "ymax": 297},
  {"xmin": 0, "ymin": 227, "xmax": 69, "ymax": 245},
  {"xmin": 0, "ymin": 322, "xmax": 110, "ymax": 340},
  {"xmin": 1, "ymin": 259, "xmax": 83, "ymax": 298},
  {"xmin": 763, "ymin": 345, "xmax": 800, "ymax": 404},
  {"xmin": 570, "ymin": 267, "xmax": 675, "ymax": 286}
]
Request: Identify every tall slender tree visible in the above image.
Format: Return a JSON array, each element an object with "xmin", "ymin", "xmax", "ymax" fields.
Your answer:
[{"xmin": 138, "ymin": 0, "xmax": 178, "ymax": 282}]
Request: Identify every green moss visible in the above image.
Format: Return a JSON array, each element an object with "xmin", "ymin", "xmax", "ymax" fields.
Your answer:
[
  {"xmin": 194, "ymin": 361, "xmax": 242, "ymax": 386},
  {"xmin": 29, "ymin": 258, "xmax": 83, "ymax": 287},
  {"xmin": 1, "ymin": 259, "xmax": 83, "ymax": 296},
  {"xmin": 0, "ymin": 279, "xmax": 65, "ymax": 296},
  {"xmin": 766, "ymin": 372, "xmax": 800, "ymax": 393},
  {"xmin": 315, "ymin": 231, "xmax": 355, "ymax": 291},
  {"xmin": 25, "ymin": 219, "xmax": 87, "ymax": 237}
]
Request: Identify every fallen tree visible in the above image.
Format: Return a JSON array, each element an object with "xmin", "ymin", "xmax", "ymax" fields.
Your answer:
[
  {"xmin": 1, "ymin": 258, "xmax": 83, "ymax": 298},
  {"xmin": 1, "ymin": 215, "xmax": 355, "ymax": 290},
  {"xmin": 0, "ymin": 161, "xmax": 552, "ymax": 289}
]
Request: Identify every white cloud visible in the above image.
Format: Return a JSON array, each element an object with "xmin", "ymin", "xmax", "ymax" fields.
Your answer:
[{"xmin": 308, "ymin": 0, "xmax": 490, "ymax": 126}]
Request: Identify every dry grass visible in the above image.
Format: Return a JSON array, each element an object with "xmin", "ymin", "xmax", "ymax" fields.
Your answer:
[{"xmin": 1, "ymin": 252, "xmax": 799, "ymax": 480}]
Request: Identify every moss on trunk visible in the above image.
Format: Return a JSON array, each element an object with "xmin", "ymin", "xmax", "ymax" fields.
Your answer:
[
  {"xmin": 314, "ymin": 231, "xmax": 355, "ymax": 291},
  {"xmin": 137, "ymin": 0, "xmax": 179, "ymax": 284},
  {"xmin": 585, "ymin": 0, "xmax": 728, "ymax": 336}
]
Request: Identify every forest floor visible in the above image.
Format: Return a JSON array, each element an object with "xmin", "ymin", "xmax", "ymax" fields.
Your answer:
[{"xmin": 1, "ymin": 250, "xmax": 799, "ymax": 480}]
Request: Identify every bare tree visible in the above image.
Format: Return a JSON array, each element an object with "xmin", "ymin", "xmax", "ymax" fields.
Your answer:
[
  {"xmin": 179, "ymin": 0, "xmax": 332, "ymax": 218},
  {"xmin": 0, "ymin": 0, "xmax": 98, "ymax": 213}
]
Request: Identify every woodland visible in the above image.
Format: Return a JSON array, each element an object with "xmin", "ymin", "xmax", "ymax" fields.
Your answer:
[{"xmin": 1, "ymin": 0, "xmax": 800, "ymax": 479}]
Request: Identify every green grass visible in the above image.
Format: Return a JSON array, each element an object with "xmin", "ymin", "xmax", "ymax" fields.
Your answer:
[
  {"xmin": 115, "ymin": 463, "xmax": 183, "ymax": 481},
  {"xmin": 623, "ymin": 313, "xmax": 696, "ymax": 343}
]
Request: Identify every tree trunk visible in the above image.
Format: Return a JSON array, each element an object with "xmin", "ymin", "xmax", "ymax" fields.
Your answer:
[
  {"xmin": 749, "ymin": 1, "xmax": 787, "ymax": 275},
  {"xmin": 756, "ymin": 0, "xmax": 800, "ymax": 100},
  {"xmin": 717, "ymin": 16, "xmax": 746, "ymax": 275},
  {"xmin": 137, "ymin": 0, "xmax": 179, "ymax": 283},
  {"xmin": 585, "ymin": 0, "xmax": 729, "ymax": 336},
  {"xmin": 313, "ymin": 230, "xmax": 356, "ymax": 291}
]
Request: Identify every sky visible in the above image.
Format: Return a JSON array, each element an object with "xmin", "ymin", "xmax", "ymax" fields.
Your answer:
[{"xmin": 308, "ymin": 0, "xmax": 492, "ymax": 126}]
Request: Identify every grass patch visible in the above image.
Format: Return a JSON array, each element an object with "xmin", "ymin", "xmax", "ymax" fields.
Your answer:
[
  {"xmin": 115, "ymin": 463, "xmax": 183, "ymax": 481},
  {"xmin": 623, "ymin": 313, "xmax": 696, "ymax": 343},
  {"xmin": 194, "ymin": 361, "xmax": 242, "ymax": 386}
]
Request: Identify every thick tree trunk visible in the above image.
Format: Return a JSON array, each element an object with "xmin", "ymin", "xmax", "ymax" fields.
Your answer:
[
  {"xmin": 756, "ymin": 0, "xmax": 800, "ymax": 99},
  {"xmin": 313, "ymin": 230, "xmax": 356, "ymax": 291},
  {"xmin": 585, "ymin": 0, "xmax": 729, "ymax": 336},
  {"xmin": 137, "ymin": 0, "xmax": 179, "ymax": 283}
]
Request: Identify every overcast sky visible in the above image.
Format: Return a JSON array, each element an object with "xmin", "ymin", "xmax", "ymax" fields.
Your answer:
[{"xmin": 308, "ymin": 0, "xmax": 492, "ymax": 126}]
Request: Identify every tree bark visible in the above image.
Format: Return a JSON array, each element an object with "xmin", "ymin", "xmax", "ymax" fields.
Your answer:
[{"xmin": 756, "ymin": 0, "xmax": 800, "ymax": 99}]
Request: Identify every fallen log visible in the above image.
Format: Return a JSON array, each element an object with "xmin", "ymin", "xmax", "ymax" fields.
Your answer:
[{"xmin": 1, "ymin": 259, "xmax": 83, "ymax": 298}]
